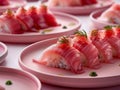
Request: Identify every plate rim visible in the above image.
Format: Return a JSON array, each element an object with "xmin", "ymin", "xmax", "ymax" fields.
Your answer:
[
  {"xmin": 0, "ymin": 42, "xmax": 8, "ymax": 64},
  {"xmin": 0, "ymin": 66, "xmax": 41, "ymax": 90}
]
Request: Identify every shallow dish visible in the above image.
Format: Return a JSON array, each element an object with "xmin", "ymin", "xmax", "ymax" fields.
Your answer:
[
  {"xmin": 0, "ymin": 42, "xmax": 8, "ymax": 64},
  {"xmin": 0, "ymin": 66, "xmax": 41, "ymax": 90},
  {"xmin": 0, "ymin": 12, "xmax": 81, "ymax": 43},
  {"xmin": 48, "ymin": 0, "xmax": 114, "ymax": 15},
  {"xmin": 0, "ymin": 0, "xmax": 27, "ymax": 14},
  {"xmin": 90, "ymin": 9, "xmax": 117, "ymax": 29},
  {"xmin": 19, "ymin": 38, "xmax": 120, "ymax": 88}
]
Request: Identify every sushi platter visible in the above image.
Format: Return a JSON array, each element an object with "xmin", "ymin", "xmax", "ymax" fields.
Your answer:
[
  {"xmin": 48, "ymin": 0, "xmax": 114, "ymax": 15},
  {"xmin": 0, "ymin": 5, "xmax": 80, "ymax": 43},
  {"xmin": 19, "ymin": 37, "xmax": 120, "ymax": 88}
]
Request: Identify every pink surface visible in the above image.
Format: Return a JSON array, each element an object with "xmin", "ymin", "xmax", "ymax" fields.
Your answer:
[
  {"xmin": 0, "ymin": 66, "xmax": 41, "ymax": 90},
  {"xmin": 0, "ymin": 42, "xmax": 8, "ymax": 64},
  {"xmin": 90, "ymin": 9, "xmax": 117, "ymax": 29},
  {"xmin": 19, "ymin": 38, "xmax": 120, "ymax": 88},
  {"xmin": 48, "ymin": 0, "xmax": 114, "ymax": 15},
  {"xmin": 0, "ymin": 0, "xmax": 27, "ymax": 14},
  {"xmin": 0, "ymin": 12, "xmax": 81, "ymax": 43}
]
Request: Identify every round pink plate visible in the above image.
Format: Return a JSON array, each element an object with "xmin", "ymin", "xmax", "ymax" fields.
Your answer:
[
  {"xmin": 90, "ymin": 9, "xmax": 117, "ymax": 29},
  {"xmin": 0, "ymin": 0, "xmax": 27, "ymax": 14},
  {"xmin": 0, "ymin": 66, "xmax": 41, "ymax": 90},
  {"xmin": 19, "ymin": 38, "xmax": 120, "ymax": 88},
  {"xmin": 0, "ymin": 12, "xmax": 81, "ymax": 43},
  {"xmin": 0, "ymin": 42, "xmax": 8, "ymax": 64},
  {"xmin": 48, "ymin": 0, "xmax": 114, "ymax": 15}
]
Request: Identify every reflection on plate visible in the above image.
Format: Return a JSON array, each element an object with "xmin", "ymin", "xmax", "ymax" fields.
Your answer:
[
  {"xmin": 90, "ymin": 9, "xmax": 117, "ymax": 29},
  {"xmin": 48, "ymin": 0, "xmax": 114, "ymax": 15},
  {"xmin": 0, "ymin": 42, "xmax": 8, "ymax": 64},
  {"xmin": 0, "ymin": 0, "xmax": 27, "ymax": 14},
  {"xmin": 0, "ymin": 66, "xmax": 41, "ymax": 90},
  {"xmin": 19, "ymin": 38, "xmax": 120, "ymax": 88},
  {"xmin": 0, "ymin": 12, "xmax": 81, "ymax": 43}
]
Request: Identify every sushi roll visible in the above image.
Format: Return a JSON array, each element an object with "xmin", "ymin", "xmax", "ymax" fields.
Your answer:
[
  {"xmin": 48, "ymin": 0, "xmax": 81, "ymax": 7},
  {"xmin": 38, "ymin": 5, "xmax": 59, "ymax": 27},
  {"xmin": 27, "ymin": 6, "xmax": 48, "ymax": 30},
  {"xmin": 90, "ymin": 29, "xmax": 114, "ymax": 63},
  {"xmin": 33, "ymin": 36, "xmax": 86, "ymax": 74},
  {"xmin": 0, "ymin": 9, "xmax": 23, "ymax": 34},
  {"xmin": 98, "ymin": 4, "xmax": 120, "ymax": 24},
  {"xmin": 72, "ymin": 30, "xmax": 100, "ymax": 68},
  {"xmin": 103, "ymin": 26, "xmax": 120, "ymax": 58},
  {"xmin": 15, "ymin": 7, "xmax": 34, "ymax": 32},
  {"xmin": 113, "ymin": 25, "xmax": 120, "ymax": 38},
  {"xmin": 48, "ymin": 0, "xmax": 97, "ymax": 7}
]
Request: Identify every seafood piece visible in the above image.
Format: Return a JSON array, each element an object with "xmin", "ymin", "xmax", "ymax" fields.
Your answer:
[
  {"xmin": 38, "ymin": 5, "xmax": 59, "ymax": 27},
  {"xmin": 90, "ymin": 29, "xmax": 114, "ymax": 63},
  {"xmin": 0, "ymin": 9, "xmax": 23, "ymax": 34},
  {"xmin": 98, "ymin": 4, "xmax": 120, "ymax": 24},
  {"xmin": 48, "ymin": 0, "xmax": 97, "ymax": 7},
  {"xmin": 104, "ymin": 26, "xmax": 120, "ymax": 58},
  {"xmin": 27, "ymin": 6, "xmax": 48, "ymax": 30},
  {"xmin": 15, "ymin": 7, "xmax": 34, "ymax": 32},
  {"xmin": 72, "ymin": 30, "xmax": 100, "ymax": 68},
  {"xmin": 33, "ymin": 36, "xmax": 86, "ymax": 74}
]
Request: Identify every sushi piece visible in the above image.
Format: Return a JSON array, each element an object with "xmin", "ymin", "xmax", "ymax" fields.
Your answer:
[
  {"xmin": 104, "ymin": 26, "xmax": 120, "ymax": 58},
  {"xmin": 27, "ymin": 6, "xmax": 48, "ymax": 30},
  {"xmin": 113, "ymin": 26, "xmax": 120, "ymax": 38},
  {"xmin": 27, "ymin": 5, "xmax": 59, "ymax": 31},
  {"xmin": 15, "ymin": 7, "xmax": 34, "ymax": 32},
  {"xmin": 72, "ymin": 30, "xmax": 100, "ymax": 68},
  {"xmin": 0, "ymin": 9, "xmax": 23, "ymax": 34},
  {"xmin": 0, "ymin": 0, "xmax": 9, "ymax": 6},
  {"xmin": 38, "ymin": 5, "xmax": 59, "ymax": 27},
  {"xmin": 90, "ymin": 29, "xmax": 114, "ymax": 63},
  {"xmin": 33, "ymin": 36, "xmax": 86, "ymax": 74},
  {"xmin": 48, "ymin": 0, "xmax": 97, "ymax": 7},
  {"xmin": 0, "ymin": 85, "xmax": 5, "ymax": 90},
  {"xmin": 48, "ymin": 0, "xmax": 81, "ymax": 7},
  {"xmin": 98, "ymin": 4, "xmax": 120, "ymax": 24}
]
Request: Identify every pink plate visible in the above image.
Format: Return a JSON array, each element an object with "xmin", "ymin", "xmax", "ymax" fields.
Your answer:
[
  {"xmin": 48, "ymin": 0, "xmax": 114, "ymax": 15},
  {"xmin": 0, "ymin": 42, "xmax": 8, "ymax": 64},
  {"xmin": 0, "ymin": 66, "xmax": 41, "ymax": 90},
  {"xmin": 0, "ymin": 12, "xmax": 81, "ymax": 43},
  {"xmin": 90, "ymin": 9, "xmax": 117, "ymax": 29},
  {"xmin": 19, "ymin": 38, "xmax": 120, "ymax": 88},
  {"xmin": 0, "ymin": 0, "xmax": 27, "ymax": 14}
]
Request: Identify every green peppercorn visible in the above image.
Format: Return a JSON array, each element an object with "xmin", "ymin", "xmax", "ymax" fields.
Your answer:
[
  {"xmin": 89, "ymin": 71, "xmax": 98, "ymax": 77},
  {"xmin": 5, "ymin": 80, "xmax": 12, "ymax": 85},
  {"xmin": 62, "ymin": 26, "xmax": 67, "ymax": 29}
]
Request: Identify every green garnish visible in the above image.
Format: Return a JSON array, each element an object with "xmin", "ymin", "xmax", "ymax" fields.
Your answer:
[
  {"xmin": 62, "ymin": 26, "xmax": 67, "ymax": 29},
  {"xmin": 58, "ymin": 36, "xmax": 69, "ymax": 44},
  {"xmin": 104, "ymin": 25, "xmax": 112, "ymax": 30},
  {"xmin": 5, "ymin": 80, "xmax": 12, "ymax": 85},
  {"xmin": 74, "ymin": 30, "xmax": 87, "ymax": 38},
  {"xmin": 89, "ymin": 71, "xmax": 98, "ymax": 77}
]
